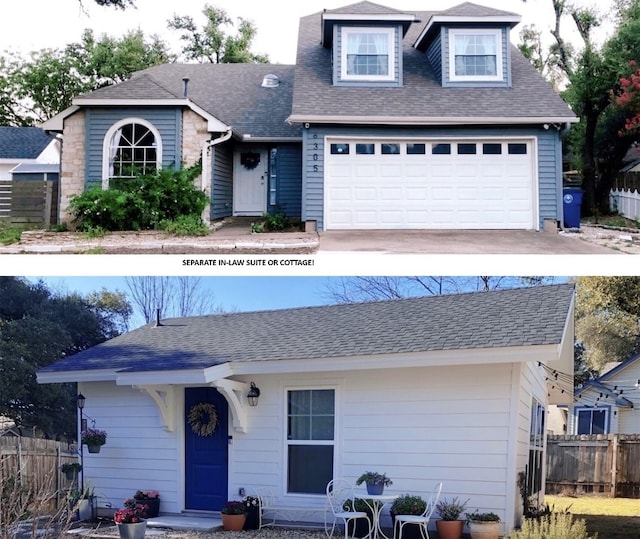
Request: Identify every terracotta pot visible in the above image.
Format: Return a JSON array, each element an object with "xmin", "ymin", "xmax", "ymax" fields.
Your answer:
[
  {"xmin": 117, "ymin": 521, "xmax": 147, "ymax": 539},
  {"xmin": 221, "ymin": 513, "xmax": 246, "ymax": 531},
  {"xmin": 468, "ymin": 520, "xmax": 500, "ymax": 539},
  {"xmin": 436, "ymin": 520, "xmax": 464, "ymax": 539}
]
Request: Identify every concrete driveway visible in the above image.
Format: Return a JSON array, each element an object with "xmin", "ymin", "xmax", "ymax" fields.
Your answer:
[{"xmin": 318, "ymin": 228, "xmax": 630, "ymax": 254}]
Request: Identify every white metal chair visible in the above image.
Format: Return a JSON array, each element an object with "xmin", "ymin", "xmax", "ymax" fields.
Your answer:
[
  {"xmin": 393, "ymin": 482, "xmax": 443, "ymax": 539},
  {"xmin": 325, "ymin": 478, "xmax": 372, "ymax": 539}
]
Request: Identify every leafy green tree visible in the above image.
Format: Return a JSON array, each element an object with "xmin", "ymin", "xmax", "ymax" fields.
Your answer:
[
  {"xmin": 0, "ymin": 30, "xmax": 172, "ymax": 126},
  {"xmin": 168, "ymin": 4, "xmax": 268, "ymax": 64},
  {"xmin": 83, "ymin": 0, "xmax": 134, "ymax": 8},
  {"xmin": 0, "ymin": 277, "xmax": 132, "ymax": 440},
  {"xmin": 575, "ymin": 276, "xmax": 640, "ymax": 372}
]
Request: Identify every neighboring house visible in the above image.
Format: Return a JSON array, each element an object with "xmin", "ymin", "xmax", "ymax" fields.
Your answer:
[
  {"xmin": 37, "ymin": 284, "xmax": 575, "ymax": 534},
  {"xmin": 0, "ymin": 127, "xmax": 60, "ymax": 181},
  {"xmin": 42, "ymin": 1, "xmax": 576, "ymax": 232},
  {"xmin": 571, "ymin": 357, "xmax": 640, "ymax": 435}
]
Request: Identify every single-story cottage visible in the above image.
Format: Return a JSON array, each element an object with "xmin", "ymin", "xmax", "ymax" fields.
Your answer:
[
  {"xmin": 571, "ymin": 355, "xmax": 640, "ymax": 435},
  {"xmin": 42, "ymin": 1, "xmax": 577, "ymax": 232},
  {"xmin": 37, "ymin": 284, "xmax": 575, "ymax": 534}
]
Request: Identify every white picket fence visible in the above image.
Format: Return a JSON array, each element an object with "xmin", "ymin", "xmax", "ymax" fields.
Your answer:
[{"xmin": 610, "ymin": 188, "xmax": 640, "ymax": 221}]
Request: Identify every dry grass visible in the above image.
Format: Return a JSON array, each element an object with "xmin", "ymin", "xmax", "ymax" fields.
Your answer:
[{"xmin": 545, "ymin": 495, "xmax": 640, "ymax": 539}]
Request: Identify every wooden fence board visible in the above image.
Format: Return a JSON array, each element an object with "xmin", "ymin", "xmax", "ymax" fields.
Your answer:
[
  {"xmin": 546, "ymin": 434, "xmax": 640, "ymax": 497},
  {"xmin": 0, "ymin": 179, "xmax": 59, "ymax": 226}
]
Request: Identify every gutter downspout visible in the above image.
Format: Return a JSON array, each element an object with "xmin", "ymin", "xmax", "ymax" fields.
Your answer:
[{"xmin": 201, "ymin": 129, "xmax": 232, "ymax": 226}]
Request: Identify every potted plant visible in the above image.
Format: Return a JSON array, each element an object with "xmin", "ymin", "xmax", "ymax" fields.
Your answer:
[
  {"xmin": 133, "ymin": 490, "xmax": 160, "ymax": 518},
  {"xmin": 355, "ymin": 471, "xmax": 393, "ymax": 495},
  {"xmin": 390, "ymin": 494, "xmax": 427, "ymax": 539},
  {"xmin": 61, "ymin": 462, "xmax": 82, "ymax": 481},
  {"xmin": 68, "ymin": 486, "xmax": 95, "ymax": 521},
  {"xmin": 221, "ymin": 500, "xmax": 247, "ymax": 531},
  {"xmin": 114, "ymin": 498, "xmax": 148, "ymax": 539},
  {"xmin": 435, "ymin": 497, "xmax": 469, "ymax": 539},
  {"xmin": 466, "ymin": 511, "xmax": 501, "ymax": 539},
  {"xmin": 81, "ymin": 428, "xmax": 107, "ymax": 453},
  {"xmin": 243, "ymin": 495, "xmax": 261, "ymax": 530}
]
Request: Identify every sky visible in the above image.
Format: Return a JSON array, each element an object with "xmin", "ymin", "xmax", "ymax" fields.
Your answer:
[{"xmin": 0, "ymin": 0, "xmax": 611, "ymax": 64}]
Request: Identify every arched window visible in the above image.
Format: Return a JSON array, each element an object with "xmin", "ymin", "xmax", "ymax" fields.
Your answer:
[{"xmin": 102, "ymin": 118, "xmax": 162, "ymax": 188}]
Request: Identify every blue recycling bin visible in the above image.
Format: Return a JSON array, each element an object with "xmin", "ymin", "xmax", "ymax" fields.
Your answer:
[{"xmin": 563, "ymin": 187, "xmax": 583, "ymax": 228}]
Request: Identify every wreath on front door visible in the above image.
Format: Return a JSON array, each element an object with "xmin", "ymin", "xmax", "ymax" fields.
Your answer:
[
  {"xmin": 241, "ymin": 152, "xmax": 261, "ymax": 170},
  {"xmin": 188, "ymin": 402, "xmax": 218, "ymax": 437}
]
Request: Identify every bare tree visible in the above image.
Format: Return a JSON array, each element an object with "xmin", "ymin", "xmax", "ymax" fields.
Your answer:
[
  {"xmin": 323, "ymin": 277, "xmax": 556, "ymax": 304},
  {"xmin": 125, "ymin": 277, "xmax": 221, "ymax": 324}
]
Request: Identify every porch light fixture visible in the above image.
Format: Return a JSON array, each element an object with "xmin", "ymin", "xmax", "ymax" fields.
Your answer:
[
  {"xmin": 247, "ymin": 382, "xmax": 261, "ymax": 407},
  {"xmin": 76, "ymin": 393, "xmax": 86, "ymax": 410}
]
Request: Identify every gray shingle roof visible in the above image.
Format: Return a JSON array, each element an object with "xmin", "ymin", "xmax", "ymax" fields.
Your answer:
[
  {"xmin": 291, "ymin": 3, "xmax": 575, "ymax": 122},
  {"xmin": 40, "ymin": 284, "xmax": 574, "ymax": 375},
  {"xmin": 0, "ymin": 127, "xmax": 55, "ymax": 159},
  {"xmin": 78, "ymin": 64, "xmax": 301, "ymax": 139}
]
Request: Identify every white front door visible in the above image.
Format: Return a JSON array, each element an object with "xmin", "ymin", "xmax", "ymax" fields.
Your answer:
[{"xmin": 233, "ymin": 149, "xmax": 268, "ymax": 216}]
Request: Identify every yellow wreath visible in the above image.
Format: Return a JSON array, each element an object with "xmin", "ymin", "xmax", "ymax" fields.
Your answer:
[{"xmin": 188, "ymin": 402, "xmax": 218, "ymax": 437}]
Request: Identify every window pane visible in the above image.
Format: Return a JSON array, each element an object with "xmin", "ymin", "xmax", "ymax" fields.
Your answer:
[
  {"xmin": 508, "ymin": 143, "xmax": 528, "ymax": 155},
  {"xmin": 483, "ymin": 143, "xmax": 502, "ymax": 155},
  {"xmin": 432, "ymin": 143, "xmax": 451, "ymax": 155},
  {"xmin": 577, "ymin": 410, "xmax": 592, "ymax": 435},
  {"xmin": 288, "ymin": 391, "xmax": 310, "ymax": 415},
  {"xmin": 311, "ymin": 416, "xmax": 334, "ymax": 440},
  {"xmin": 331, "ymin": 144, "xmax": 350, "ymax": 155},
  {"xmin": 458, "ymin": 143, "xmax": 477, "ymax": 155},
  {"xmin": 592, "ymin": 410, "xmax": 606, "ymax": 434},
  {"xmin": 312, "ymin": 390, "xmax": 335, "ymax": 414},
  {"xmin": 288, "ymin": 445, "xmax": 333, "ymax": 494},
  {"xmin": 454, "ymin": 34, "xmax": 498, "ymax": 77},
  {"xmin": 407, "ymin": 144, "xmax": 426, "ymax": 155},
  {"xmin": 381, "ymin": 144, "xmax": 400, "ymax": 155},
  {"xmin": 288, "ymin": 416, "xmax": 310, "ymax": 440},
  {"xmin": 356, "ymin": 144, "xmax": 375, "ymax": 155},
  {"xmin": 346, "ymin": 32, "xmax": 389, "ymax": 76}
]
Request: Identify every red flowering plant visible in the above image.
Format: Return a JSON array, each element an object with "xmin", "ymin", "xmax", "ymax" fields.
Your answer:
[
  {"xmin": 114, "ymin": 498, "xmax": 149, "ymax": 524},
  {"xmin": 616, "ymin": 60, "xmax": 640, "ymax": 135}
]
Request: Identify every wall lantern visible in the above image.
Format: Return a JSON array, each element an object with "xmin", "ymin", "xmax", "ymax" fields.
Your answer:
[
  {"xmin": 247, "ymin": 382, "xmax": 261, "ymax": 407},
  {"xmin": 76, "ymin": 393, "xmax": 86, "ymax": 410}
]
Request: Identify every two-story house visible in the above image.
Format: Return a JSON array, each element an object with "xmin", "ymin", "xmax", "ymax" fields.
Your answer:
[{"xmin": 43, "ymin": 2, "xmax": 577, "ymax": 232}]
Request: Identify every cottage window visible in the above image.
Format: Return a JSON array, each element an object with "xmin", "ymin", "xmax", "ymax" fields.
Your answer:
[
  {"xmin": 286, "ymin": 389, "xmax": 335, "ymax": 494},
  {"xmin": 525, "ymin": 399, "xmax": 546, "ymax": 504},
  {"xmin": 449, "ymin": 29, "xmax": 503, "ymax": 82},
  {"xmin": 576, "ymin": 408, "xmax": 608, "ymax": 435},
  {"xmin": 341, "ymin": 27, "xmax": 395, "ymax": 81},
  {"xmin": 102, "ymin": 118, "xmax": 162, "ymax": 188}
]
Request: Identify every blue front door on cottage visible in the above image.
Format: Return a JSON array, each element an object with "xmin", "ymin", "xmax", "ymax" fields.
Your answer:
[{"xmin": 185, "ymin": 387, "xmax": 229, "ymax": 510}]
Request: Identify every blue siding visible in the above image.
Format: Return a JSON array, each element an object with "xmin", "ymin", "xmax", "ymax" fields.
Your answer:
[
  {"xmin": 270, "ymin": 144, "xmax": 302, "ymax": 218},
  {"xmin": 303, "ymin": 125, "xmax": 561, "ymax": 231},
  {"xmin": 333, "ymin": 24, "xmax": 402, "ymax": 87},
  {"xmin": 211, "ymin": 144, "xmax": 233, "ymax": 220},
  {"xmin": 84, "ymin": 107, "xmax": 181, "ymax": 189},
  {"xmin": 442, "ymin": 26, "xmax": 510, "ymax": 88},
  {"xmin": 426, "ymin": 29, "xmax": 443, "ymax": 81}
]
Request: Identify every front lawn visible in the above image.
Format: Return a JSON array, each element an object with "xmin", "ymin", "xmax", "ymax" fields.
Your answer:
[
  {"xmin": 0, "ymin": 221, "xmax": 25, "ymax": 245},
  {"xmin": 582, "ymin": 214, "xmax": 640, "ymax": 229},
  {"xmin": 545, "ymin": 495, "xmax": 640, "ymax": 539}
]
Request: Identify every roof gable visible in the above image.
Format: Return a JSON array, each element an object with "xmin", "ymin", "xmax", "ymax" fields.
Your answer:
[
  {"xmin": 39, "ymin": 284, "xmax": 574, "ymax": 379},
  {"xmin": 0, "ymin": 127, "xmax": 55, "ymax": 159}
]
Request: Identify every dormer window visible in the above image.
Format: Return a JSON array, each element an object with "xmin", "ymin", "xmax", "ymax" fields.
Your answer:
[
  {"xmin": 449, "ymin": 28, "xmax": 503, "ymax": 82},
  {"xmin": 341, "ymin": 27, "xmax": 395, "ymax": 81}
]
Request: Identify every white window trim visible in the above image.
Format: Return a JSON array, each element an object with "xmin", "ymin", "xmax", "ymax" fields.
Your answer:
[
  {"xmin": 101, "ymin": 117, "xmax": 163, "ymax": 189},
  {"xmin": 284, "ymin": 385, "xmax": 338, "ymax": 497},
  {"xmin": 340, "ymin": 27, "xmax": 395, "ymax": 82},
  {"xmin": 448, "ymin": 28, "xmax": 503, "ymax": 82},
  {"xmin": 574, "ymin": 406, "xmax": 610, "ymax": 435}
]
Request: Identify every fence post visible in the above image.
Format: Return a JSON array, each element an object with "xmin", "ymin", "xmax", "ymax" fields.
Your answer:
[{"xmin": 611, "ymin": 434, "xmax": 619, "ymax": 497}]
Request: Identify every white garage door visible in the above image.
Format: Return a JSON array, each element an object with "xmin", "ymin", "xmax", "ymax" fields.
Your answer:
[{"xmin": 324, "ymin": 139, "xmax": 536, "ymax": 230}]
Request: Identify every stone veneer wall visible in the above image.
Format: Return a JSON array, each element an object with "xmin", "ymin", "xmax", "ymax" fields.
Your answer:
[
  {"xmin": 59, "ymin": 110, "xmax": 86, "ymax": 226},
  {"xmin": 182, "ymin": 109, "xmax": 213, "ymax": 223}
]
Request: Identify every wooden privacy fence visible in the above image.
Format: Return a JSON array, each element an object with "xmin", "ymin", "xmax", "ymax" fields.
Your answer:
[
  {"xmin": 546, "ymin": 434, "xmax": 640, "ymax": 498},
  {"xmin": 0, "ymin": 178, "xmax": 58, "ymax": 226},
  {"xmin": 0, "ymin": 436, "xmax": 77, "ymax": 510}
]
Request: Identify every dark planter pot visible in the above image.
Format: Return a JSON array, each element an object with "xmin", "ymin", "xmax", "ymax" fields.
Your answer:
[
  {"xmin": 86, "ymin": 444, "xmax": 102, "ymax": 453},
  {"xmin": 391, "ymin": 512, "xmax": 424, "ymax": 539},
  {"xmin": 347, "ymin": 518, "xmax": 372, "ymax": 538},
  {"xmin": 64, "ymin": 470, "xmax": 77, "ymax": 481},
  {"xmin": 138, "ymin": 498, "xmax": 160, "ymax": 518},
  {"xmin": 366, "ymin": 482, "xmax": 384, "ymax": 495},
  {"xmin": 244, "ymin": 504, "xmax": 260, "ymax": 530}
]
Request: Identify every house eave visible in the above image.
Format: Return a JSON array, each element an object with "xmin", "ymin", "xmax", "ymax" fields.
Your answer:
[
  {"xmin": 40, "ymin": 105, "xmax": 81, "ymax": 132},
  {"xmin": 288, "ymin": 115, "xmax": 579, "ymax": 126},
  {"xmin": 71, "ymin": 98, "xmax": 231, "ymax": 132},
  {"xmin": 241, "ymin": 135, "xmax": 303, "ymax": 143},
  {"xmin": 414, "ymin": 15, "xmax": 522, "ymax": 50},
  {"xmin": 321, "ymin": 12, "xmax": 418, "ymax": 46},
  {"xmin": 37, "ymin": 369, "xmax": 118, "ymax": 384}
]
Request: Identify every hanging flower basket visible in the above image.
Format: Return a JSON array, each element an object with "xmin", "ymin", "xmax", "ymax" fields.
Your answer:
[{"xmin": 82, "ymin": 428, "xmax": 107, "ymax": 452}]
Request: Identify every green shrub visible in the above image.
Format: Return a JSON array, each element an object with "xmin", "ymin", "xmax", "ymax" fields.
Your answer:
[
  {"xmin": 507, "ymin": 513, "xmax": 594, "ymax": 539},
  {"xmin": 263, "ymin": 212, "xmax": 290, "ymax": 231},
  {"xmin": 159, "ymin": 215, "xmax": 209, "ymax": 236},
  {"xmin": 390, "ymin": 494, "xmax": 426, "ymax": 515},
  {"xmin": 69, "ymin": 164, "xmax": 206, "ymax": 232}
]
